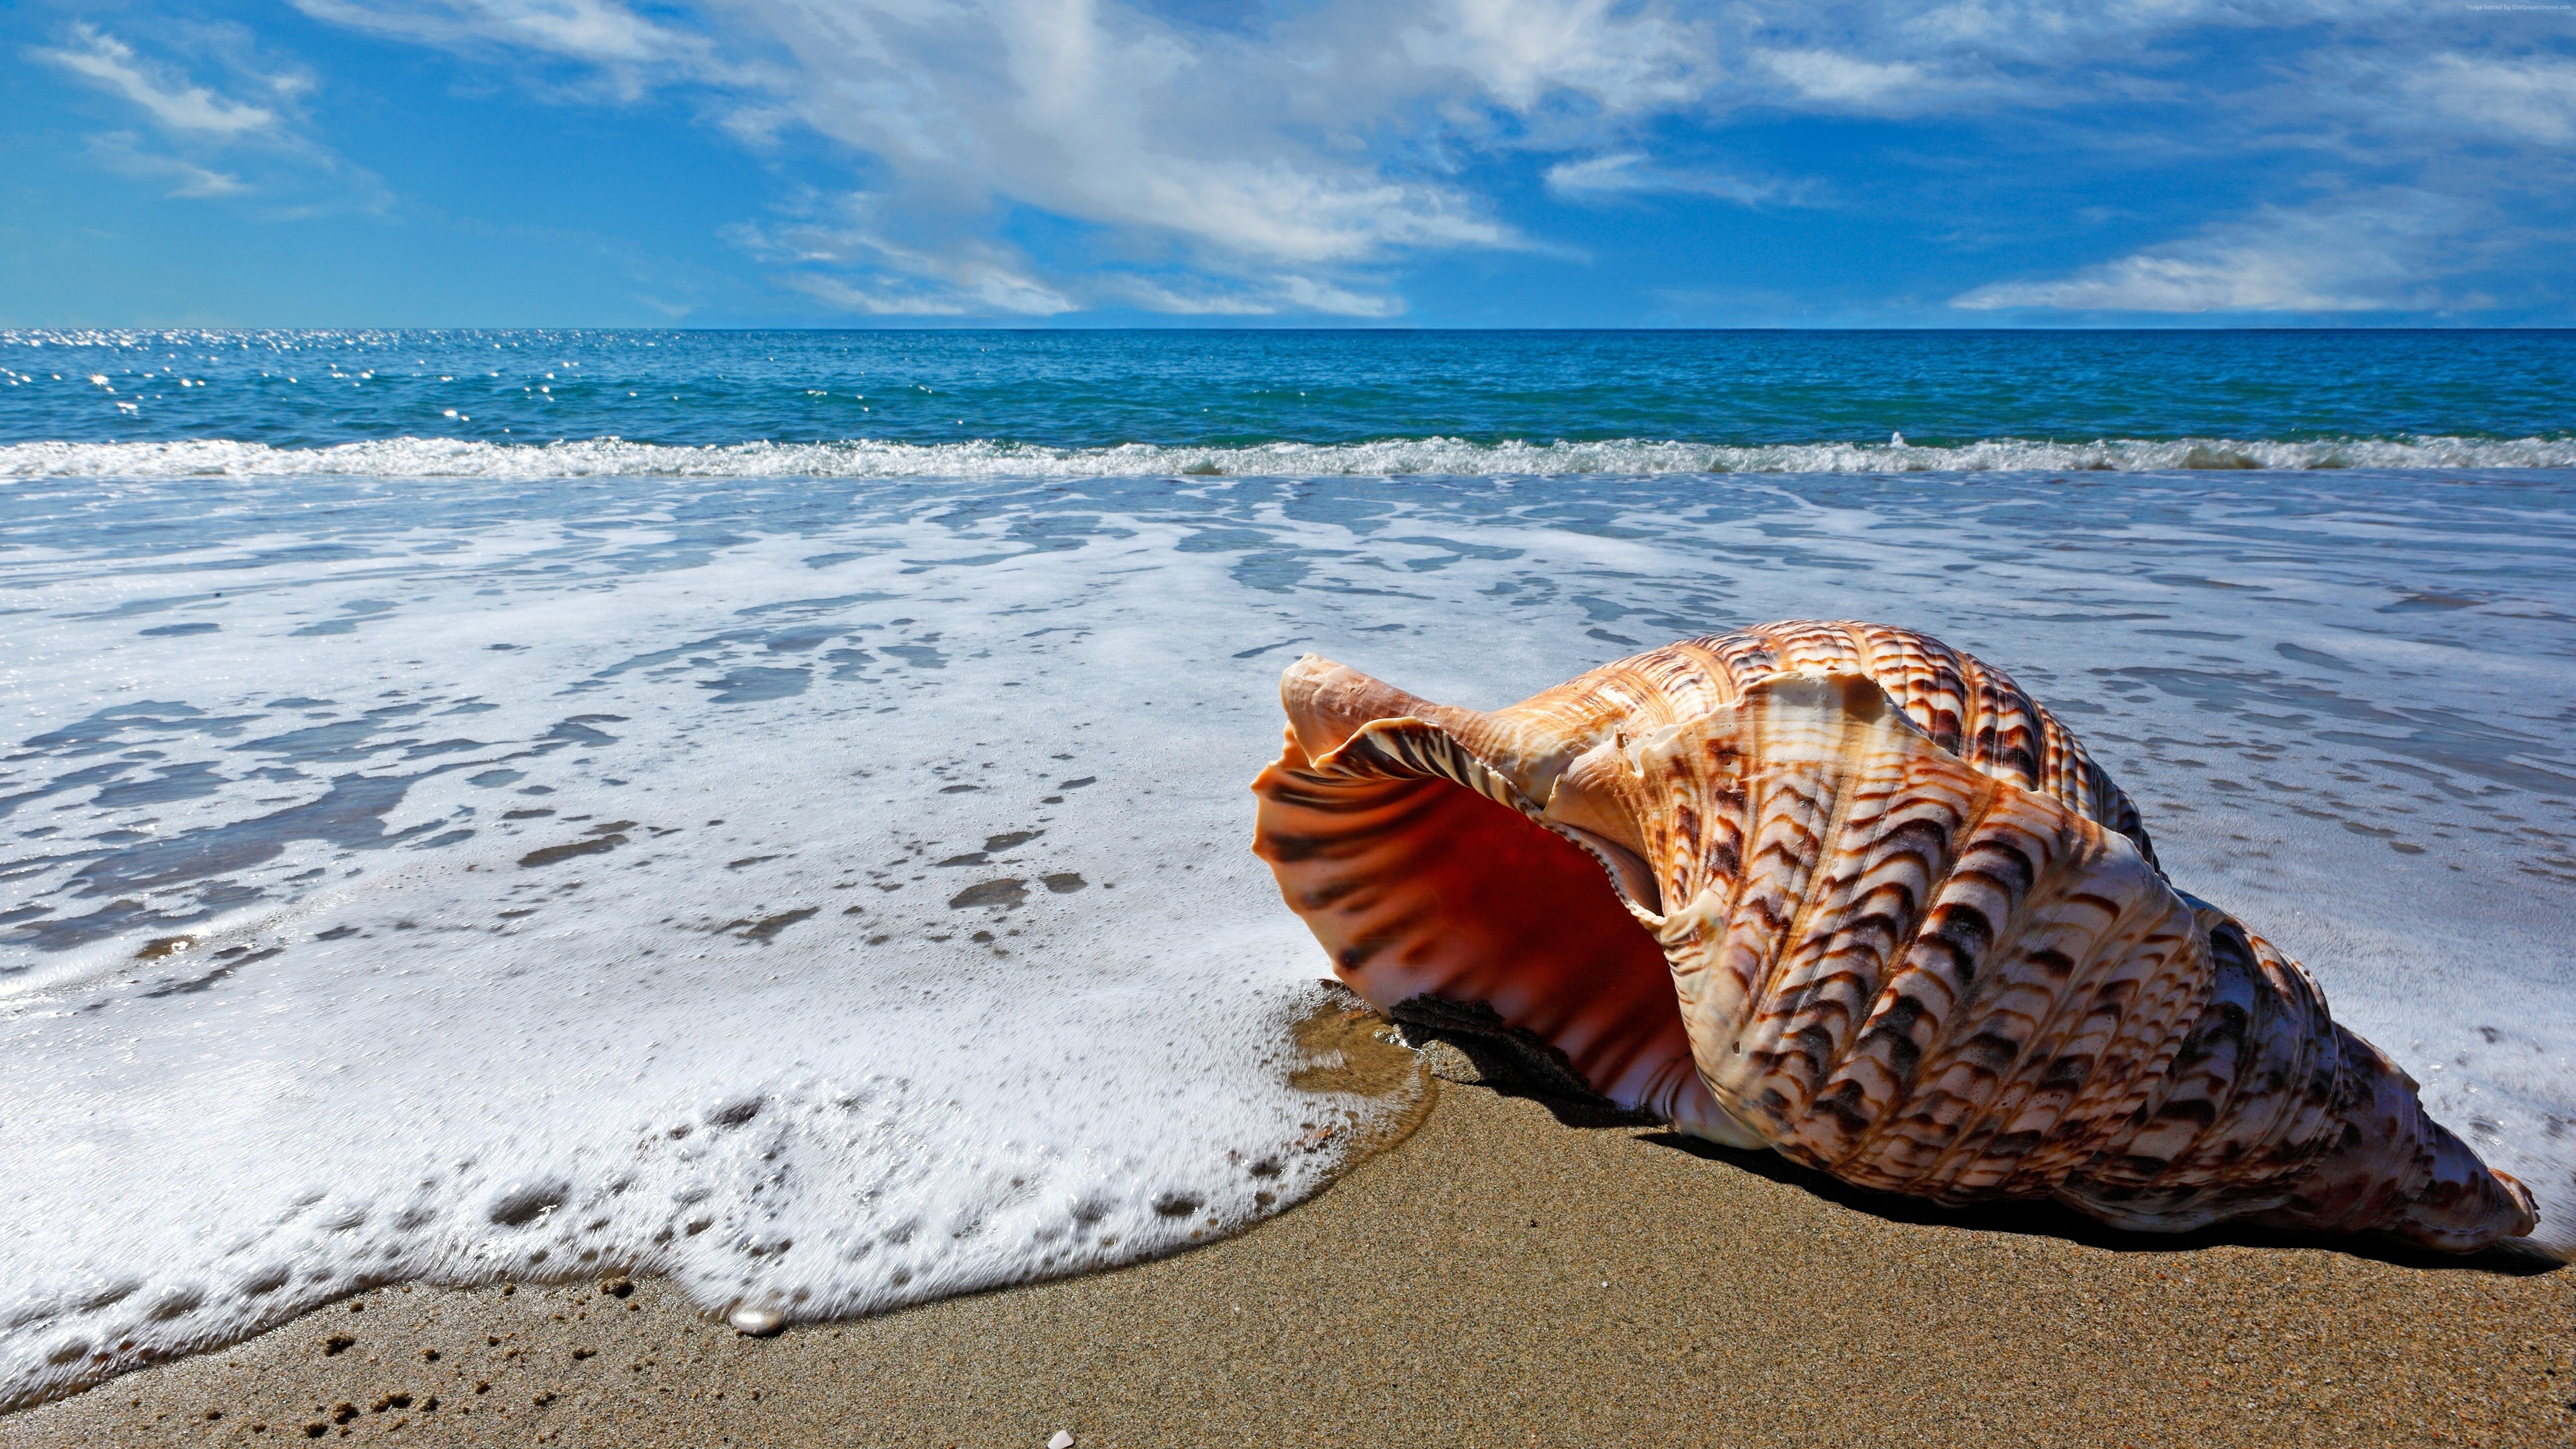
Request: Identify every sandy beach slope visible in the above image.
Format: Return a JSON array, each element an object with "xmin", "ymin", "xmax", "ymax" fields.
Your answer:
[{"xmin": 9, "ymin": 1072, "xmax": 2570, "ymax": 1449}]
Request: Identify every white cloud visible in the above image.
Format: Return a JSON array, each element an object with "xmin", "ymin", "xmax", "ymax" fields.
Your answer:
[
  {"xmin": 1543, "ymin": 152, "xmax": 1650, "ymax": 192},
  {"xmin": 1091, "ymin": 279, "xmax": 1289, "ymax": 316},
  {"xmin": 1758, "ymin": 48, "xmax": 1924, "ymax": 105},
  {"xmin": 782, "ymin": 273, "xmax": 1034, "ymax": 317},
  {"xmin": 86, "ymin": 132, "xmax": 251, "ymax": 197},
  {"xmin": 1543, "ymin": 150, "xmax": 1801, "ymax": 206},
  {"xmin": 227, "ymin": 0, "xmax": 1741, "ymax": 306},
  {"xmin": 34, "ymin": 25, "xmax": 282, "ymax": 136},
  {"xmin": 286, "ymin": 0, "xmax": 728, "ymax": 79},
  {"xmin": 85, "ymin": 133, "xmax": 251, "ymax": 197},
  {"xmin": 734, "ymin": 190, "xmax": 1417, "ymax": 317},
  {"xmin": 1399, "ymin": 0, "xmax": 1717, "ymax": 113},
  {"xmin": 1269, "ymin": 275, "xmax": 1409, "ymax": 317},
  {"xmin": 731, "ymin": 206, "xmax": 1078, "ymax": 315},
  {"xmin": 250, "ymin": 0, "xmax": 2571, "ymax": 314},
  {"xmin": 32, "ymin": 24, "xmax": 386, "ymax": 210},
  {"xmin": 1097, "ymin": 274, "xmax": 1408, "ymax": 316},
  {"xmin": 2401, "ymin": 53, "xmax": 2576, "ymax": 145},
  {"xmin": 1951, "ymin": 194, "xmax": 2464, "ymax": 313},
  {"xmin": 696, "ymin": 0, "xmax": 1536, "ymax": 307}
]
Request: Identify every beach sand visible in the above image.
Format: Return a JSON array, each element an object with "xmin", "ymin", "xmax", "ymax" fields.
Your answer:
[{"xmin": 10, "ymin": 1064, "xmax": 2572, "ymax": 1449}]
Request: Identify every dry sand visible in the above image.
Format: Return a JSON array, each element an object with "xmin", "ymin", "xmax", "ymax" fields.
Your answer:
[{"xmin": 9, "ymin": 1069, "xmax": 2572, "ymax": 1449}]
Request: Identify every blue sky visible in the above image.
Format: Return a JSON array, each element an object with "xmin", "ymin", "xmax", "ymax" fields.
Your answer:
[{"xmin": 4, "ymin": 0, "xmax": 2572, "ymax": 327}]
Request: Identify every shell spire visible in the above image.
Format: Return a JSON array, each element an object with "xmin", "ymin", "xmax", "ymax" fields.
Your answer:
[{"xmin": 1250, "ymin": 621, "xmax": 2540, "ymax": 1255}]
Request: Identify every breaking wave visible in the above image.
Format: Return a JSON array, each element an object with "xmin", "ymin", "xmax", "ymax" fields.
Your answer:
[{"xmin": 4, "ymin": 433, "xmax": 2573, "ymax": 480}]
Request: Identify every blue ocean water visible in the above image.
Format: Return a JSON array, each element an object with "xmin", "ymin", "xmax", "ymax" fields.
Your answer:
[
  {"xmin": 3, "ymin": 329, "xmax": 2573, "ymax": 1407},
  {"xmin": 3, "ymin": 328, "xmax": 2572, "ymax": 471}
]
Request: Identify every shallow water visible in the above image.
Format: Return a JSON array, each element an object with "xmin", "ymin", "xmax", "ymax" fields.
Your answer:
[{"xmin": 3, "ymin": 334, "xmax": 2574, "ymax": 1409}]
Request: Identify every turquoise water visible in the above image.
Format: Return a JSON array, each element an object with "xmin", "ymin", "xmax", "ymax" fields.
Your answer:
[{"xmin": 3, "ymin": 329, "xmax": 2571, "ymax": 469}]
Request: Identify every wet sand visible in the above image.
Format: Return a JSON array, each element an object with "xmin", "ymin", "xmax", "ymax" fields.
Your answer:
[{"xmin": 9, "ymin": 1077, "xmax": 2571, "ymax": 1448}]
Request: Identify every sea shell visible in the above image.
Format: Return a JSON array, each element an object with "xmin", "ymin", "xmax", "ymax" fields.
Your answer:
[{"xmin": 1250, "ymin": 621, "xmax": 2539, "ymax": 1253}]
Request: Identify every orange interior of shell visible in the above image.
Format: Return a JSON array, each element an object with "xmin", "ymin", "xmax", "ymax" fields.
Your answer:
[{"xmin": 1251, "ymin": 728, "xmax": 1707, "ymax": 1122}]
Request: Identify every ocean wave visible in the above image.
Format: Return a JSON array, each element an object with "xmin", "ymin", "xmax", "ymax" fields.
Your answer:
[{"xmin": 3, "ymin": 433, "xmax": 2572, "ymax": 479}]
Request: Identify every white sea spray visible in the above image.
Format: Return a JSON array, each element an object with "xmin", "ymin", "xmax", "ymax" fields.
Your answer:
[
  {"xmin": 2, "ymin": 433, "xmax": 2573, "ymax": 480},
  {"xmin": 2, "ymin": 467, "xmax": 2570, "ymax": 1408}
]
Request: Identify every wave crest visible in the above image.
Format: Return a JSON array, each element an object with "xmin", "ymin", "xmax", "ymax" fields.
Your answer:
[{"xmin": 4, "ymin": 433, "xmax": 2572, "ymax": 479}]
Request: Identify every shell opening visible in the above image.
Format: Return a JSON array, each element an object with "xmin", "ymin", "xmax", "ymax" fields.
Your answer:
[{"xmin": 1251, "ymin": 710, "xmax": 1725, "ymax": 1136}]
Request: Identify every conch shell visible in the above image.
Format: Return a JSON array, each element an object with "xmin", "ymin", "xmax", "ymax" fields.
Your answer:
[{"xmin": 1251, "ymin": 621, "xmax": 2538, "ymax": 1253}]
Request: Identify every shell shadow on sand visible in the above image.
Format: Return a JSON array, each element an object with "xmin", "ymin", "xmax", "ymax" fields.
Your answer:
[{"xmin": 1395, "ymin": 1001, "xmax": 2559, "ymax": 1276}]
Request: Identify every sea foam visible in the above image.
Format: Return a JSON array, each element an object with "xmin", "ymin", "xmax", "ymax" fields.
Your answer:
[
  {"xmin": 2, "ymin": 433, "xmax": 2573, "ymax": 481},
  {"xmin": 4, "ymin": 466, "xmax": 2572, "ymax": 1408}
]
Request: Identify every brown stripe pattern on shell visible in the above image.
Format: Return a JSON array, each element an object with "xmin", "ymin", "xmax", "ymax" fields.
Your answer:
[
  {"xmin": 1442, "ymin": 620, "xmax": 2159, "ymax": 871},
  {"xmin": 1250, "ymin": 621, "xmax": 2539, "ymax": 1254}
]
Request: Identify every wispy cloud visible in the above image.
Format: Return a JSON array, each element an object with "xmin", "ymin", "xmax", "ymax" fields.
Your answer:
[
  {"xmin": 694, "ymin": 0, "xmax": 1549, "ymax": 309},
  {"xmin": 1544, "ymin": 151, "xmax": 1809, "ymax": 207},
  {"xmin": 85, "ymin": 133, "xmax": 252, "ymax": 197},
  {"xmin": 283, "ymin": 0, "xmax": 741, "ymax": 95},
  {"xmin": 33, "ymin": 22, "xmax": 385, "ymax": 210},
  {"xmin": 1757, "ymin": 48, "xmax": 1924, "ymax": 106},
  {"xmin": 739, "ymin": 214, "xmax": 1078, "ymax": 318},
  {"xmin": 730, "ymin": 190, "xmax": 1416, "ymax": 318},
  {"xmin": 34, "ymin": 25, "xmax": 286, "ymax": 137},
  {"xmin": 1399, "ymin": 0, "xmax": 1717, "ymax": 112},
  {"xmin": 1096, "ymin": 274, "xmax": 1408, "ymax": 317},
  {"xmin": 2399, "ymin": 53, "xmax": 2576, "ymax": 146},
  {"xmin": 106, "ymin": 0, "xmax": 2575, "ymax": 316},
  {"xmin": 1951, "ymin": 194, "xmax": 2467, "ymax": 314}
]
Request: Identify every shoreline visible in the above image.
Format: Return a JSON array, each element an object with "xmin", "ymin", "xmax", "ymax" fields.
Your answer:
[{"xmin": 10, "ymin": 1076, "xmax": 2571, "ymax": 1448}]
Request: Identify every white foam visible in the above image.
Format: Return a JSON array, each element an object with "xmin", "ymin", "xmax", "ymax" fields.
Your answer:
[
  {"xmin": 1, "ymin": 432, "xmax": 2571, "ymax": 481},
  {"xmin": 3, "ymin": 467, "xmax": 2571, "ymax": 1408},
  {"xmin": 0, "ymin": 513, "xmax": 1444, "ymax": 1408}
]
